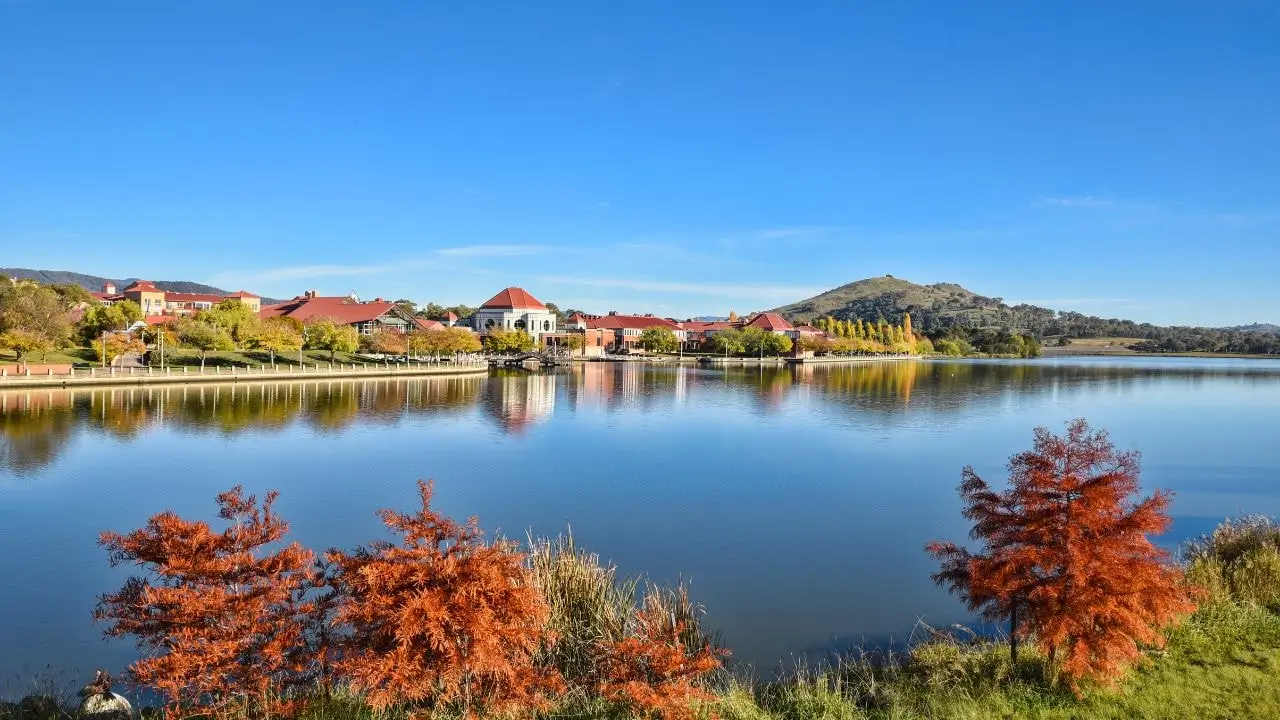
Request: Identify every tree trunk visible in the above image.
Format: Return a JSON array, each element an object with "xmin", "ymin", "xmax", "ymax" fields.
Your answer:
[
  {"xmin": 1009, "ymin": 601, "xmax": 1019, "ymax": 667},
  {"xmin": 201, "ymin": 353, "xmax": 206, "ymax": 370}
]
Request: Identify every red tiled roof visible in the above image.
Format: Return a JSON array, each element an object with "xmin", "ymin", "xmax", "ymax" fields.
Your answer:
[
  {"xmin": 89, "ymin": 292, "xmax": 117, "ymax": 302},
  {"xmin": 225, "ymin": 290, "xmax": 259, "ymax": 298},
  {"xmin": 444, "ymin": 311, "xmax": 458, "ymax": 321},
  {"xmin": 585, "ymin": 314, "xmax": 684, "ymax": 331},
  {"xmin": 260, "ymin": 296, "xmax": 404, "ymax": 325},
  {"xmin": 480, "ymin": 287, "xmax": 546, "ymax": 310},
  {"xmin": 418, "ymin": 319, "xmax": 446, "ymax": 331},
  {"xmin": 682, "ymin": 321, "xmax": 736, "ymax": 333},
  {"xmin": 144, "ymin": 315, "xmax": 176, "ymax": 325},
  {"xmin": 164, "ymin": 292, "xmax": 225, "ymax": 305},
  {"xmin": 795, "ymin": 324, "xmax": 825, "ymax": 334},
  {"xmin": 123, "ymin": 280, "xmax": 160, "ymax": 293},
  {"xmin": 745, "ymin": 312, "xmax": 794, "ymax": 331}
]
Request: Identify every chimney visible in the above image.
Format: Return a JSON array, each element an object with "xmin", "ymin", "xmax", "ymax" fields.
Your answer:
[
  {"xmin": 103, "ymin": 282, "xmax": 116, "ymax": 294},
  {"xmin": 608, "ymin": 310, "xmax": 618, "ymax": 316},
  {"xmin": 304, "ymin": 289, "xmax": 317, "ymax": 300}
]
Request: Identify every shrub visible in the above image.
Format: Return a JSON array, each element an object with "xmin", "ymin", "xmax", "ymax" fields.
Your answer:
[
  {"xmin": 1185, "ymin": 515, "xmax": 1280, "ymax": 608},
  {"xmin": 326, "ymin": 480, "xmax": 560, "ymax": 717},
  {"xmin": 527, "ymin": 533, "xmax": 638, "ymax": 687},
  {"xmin": 95, "ymin": 488, "xmax": 316, "ymax": 719},
  {"xmin": 595, "ymin": 589, "xmax": 726, "ymax": 720}
]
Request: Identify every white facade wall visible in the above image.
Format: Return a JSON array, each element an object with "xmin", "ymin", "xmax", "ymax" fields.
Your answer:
[{"xmin": 473, "ymin": 309, "xmax": 558, "ymax": 340}]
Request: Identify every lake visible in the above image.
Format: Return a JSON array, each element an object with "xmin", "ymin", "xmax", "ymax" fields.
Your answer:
[{"xmin": 2, "ymin": 357, "xmax": 1279, "ymax": 680}]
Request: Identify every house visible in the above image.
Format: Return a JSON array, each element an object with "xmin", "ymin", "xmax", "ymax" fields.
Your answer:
[
  {"xmin": 91, "ymin": 281, "xmax": 262, "ymax": 316},
  {"xmin": 582, "ymin": 312, "xmax": 688, "ymax": 352},
  {"xmin": 260, "ymin": 291, "xmax": 426, "ymax": 334},
  {"xmin": 742, "ymin": 312, "xmax": 799, "ymax": 340},
  {"xmin": 471, "ymin": 287, "xmax": 558, "ymax": 341}
]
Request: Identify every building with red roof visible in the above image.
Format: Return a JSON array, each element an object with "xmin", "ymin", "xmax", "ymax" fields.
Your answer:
[
  {"xmin": 260, "ymin": 290, "xmax": 426, "ymax": 335},
  {"xmin": 92, "ymin": 281, "xmax": 261, "ymax": 317},
  {"xmin": 471, "ymin": 287, "xmax": 558, "ymax": 340},
  {"xmin": 582, "ymin": 312, "xmax": 688, "ymax": 352}
]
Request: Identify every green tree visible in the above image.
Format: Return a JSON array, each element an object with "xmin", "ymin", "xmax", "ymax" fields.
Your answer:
[
  {"xmin": 252, "ymin": 318, "xmax": 303, "ymax": 365},
  {"xmin": 49, "ymin": 282, "xmax": 96, "ymax": 309},
  {"xmin": 706, "ymin": 328, "xmax": 746, "ymax": 356},
  {"xmin": 483, "ymin": 329, "xmax": 536, "ymax": 354},
  {"xmin": 560, "ymin": 333, "xmax": 585, "ymax": 355},
  {"xmin": 638, "ymin": 327, "xmax": 679, "ymax": 353},
  {"xmin": 304, "ymin": 317, "xmax": 360, "ymax": 361},
  {"xmin": 116, "ymin": 299, "xmax": 144, "ymax": 326},
  {"xmin": 741, "ymin": 328, "xmax": 792, "ymax": 356},
  {"xmin": 0, "ymin": 279, "xmax": 74, "ymax": 361},
  {"xmin": 174, "ymin": 317, "xmax": 234, "ymax": 369},
  {"xmin": 203, "ymin": 299, "xmax": 261, "ymax": 349}
]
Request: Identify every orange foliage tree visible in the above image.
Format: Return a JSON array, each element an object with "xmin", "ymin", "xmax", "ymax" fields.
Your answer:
[
  {"xmin": 927, "ymin": 419, "xmax": 1197, "ymax": 689},
  {"xmin": 595, "ymin": 591, "xmax": 725, "ymax": 720},
  {"xmin": 325, "ymin": 480, "xmax": 560, "ymax": 717},
  {"xmin": 95, "ymin": 488, "xmax": 316, "ymax": 719}
]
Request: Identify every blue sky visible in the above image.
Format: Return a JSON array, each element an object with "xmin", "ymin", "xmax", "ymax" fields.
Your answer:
[{"xmin": 2, "ymin": 1, "xmax": 1278, "ymax": 325}]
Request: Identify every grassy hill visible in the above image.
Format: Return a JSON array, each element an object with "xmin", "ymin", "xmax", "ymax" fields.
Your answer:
[
  {"xmin": 1, "ymin": 268, "xmax": 279, "ymax": 303},
  {"xmin": 772, "ymin": 275, "xmax": 1280, "ymax": 355},
  {"xmin": 772, "ymin": 275, "xmax": 1046, "ymax": 332}
]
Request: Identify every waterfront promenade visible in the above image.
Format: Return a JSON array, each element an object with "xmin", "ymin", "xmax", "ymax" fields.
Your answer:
[{"xmin": 0, "ymin": 360, "xmax": 490, "ymax": 390}]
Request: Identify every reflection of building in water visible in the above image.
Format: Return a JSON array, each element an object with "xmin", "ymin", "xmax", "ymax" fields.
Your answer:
[
  {"xmin": 486, "ymin": 373, "xmax": 556, "ymax": 433},
  {"xmin": 619, "ymin": 363, "xmax": 641, "ymax": 404},
  {"xmin": 673, "ymin": 365, "xmax": 688, "ymax": 403}
]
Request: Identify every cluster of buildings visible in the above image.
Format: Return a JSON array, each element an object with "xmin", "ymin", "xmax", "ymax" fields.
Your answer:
[{"xmin": 96, "ymin": 280, "xmax": 824, "ymax": 355}]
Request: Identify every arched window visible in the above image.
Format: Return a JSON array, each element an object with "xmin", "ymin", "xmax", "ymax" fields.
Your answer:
[
  {"xmin": 543, "ymin": 320, "xmax": 550, "ymax": 331},
  {"xmin": 485, "ymin": 318, "xmax": 495, "ymax": 329},
  {"xmin": 515, "ymin": 319, "xmax": 527, "ymax": 330}
]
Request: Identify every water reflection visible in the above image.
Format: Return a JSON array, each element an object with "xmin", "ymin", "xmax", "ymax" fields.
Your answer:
[{"xmin": 4, "ymin": 359, "xmax": 1280, "ymax": 477}]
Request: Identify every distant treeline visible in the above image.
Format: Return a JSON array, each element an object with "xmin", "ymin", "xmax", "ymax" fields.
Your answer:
[{"xmin": 827, "ymin": 294, "xmax": 1280, "ymax": 356}]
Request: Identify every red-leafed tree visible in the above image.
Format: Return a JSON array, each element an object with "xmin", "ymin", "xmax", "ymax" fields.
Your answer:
[
  {"xmin": 595, "ymin": 592, "xmax": 726, "ymax": 720},
  {"xmin": 927, "ymin": 419, "xmax": 1197, "ymax": 689},
  {"xmin": 95, "ymin": 487, "xmax": 316, "ymax": 719},
  {"xmin": 326, "ymin": 480, "xmax": 560, "ymax": 717}
]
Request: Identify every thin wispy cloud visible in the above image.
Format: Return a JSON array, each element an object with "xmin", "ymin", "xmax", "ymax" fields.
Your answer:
[
  {"xmin": 750, "ymin": 226, "xmax": 841, "ymax": 240},
  {"xmin": 436, "ymin": 244, "xmax": 560, "ymax": 258},
  {"xmin": 1033, "ymin": 195, "xmax": 1113, "ymax": 208},
  {"xmin": 539, "ymin": 275, "xmax": 822, "ymax": 300},
  {"xmin": 208, "ymin": 258, "xmax": 441, "ymax": 285}
]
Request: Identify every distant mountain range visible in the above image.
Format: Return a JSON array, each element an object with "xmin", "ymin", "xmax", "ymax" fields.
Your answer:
[
  {"xmin": 2, "ymin": 268, "xmax": 281, "ymax": 304},
  {"xmin": 772, "ymin": 275, "xmax": 1279, "ymax": 353}
]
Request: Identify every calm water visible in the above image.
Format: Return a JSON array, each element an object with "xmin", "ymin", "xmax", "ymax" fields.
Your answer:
[{"xmin": 2, "ymin": 358, "xmax": 1279, "ymax": 678}]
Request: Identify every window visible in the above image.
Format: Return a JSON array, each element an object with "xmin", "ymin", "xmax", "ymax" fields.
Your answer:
[
  {"xmin": 543, "ymin": 320, "xmax": 550, "ymax": 331},
  {"xmin": 485, "ymin": 318, "xmax": 495, "ymax": 329},
  {"xmin": 515, "ymin": 319, "xmax": 526, "ymax": 330}
]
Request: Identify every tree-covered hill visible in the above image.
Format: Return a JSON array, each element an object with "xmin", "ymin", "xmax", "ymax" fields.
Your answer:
[
  {"xmin": 773, "ymin": 275, "xmax": 1280, "ymax": 355},
  {"xmin": 1, "ymin": 268, "xmax": 280, "ymax": 303}
]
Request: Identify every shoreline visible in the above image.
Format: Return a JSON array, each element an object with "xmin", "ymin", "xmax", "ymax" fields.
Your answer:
[{"xmin": 0, "ymin": 361, "xmax": 489, "ymax": 390}]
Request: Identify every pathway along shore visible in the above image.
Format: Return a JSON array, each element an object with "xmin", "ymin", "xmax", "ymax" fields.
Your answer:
[{"xmin": 0, "ymin": 361, "xmax": 490, "ymax": 390}]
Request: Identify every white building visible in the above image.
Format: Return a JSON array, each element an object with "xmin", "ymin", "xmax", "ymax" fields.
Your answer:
[{"xmin": 472, "ymin": 287, "xmax": 558, "ymax": 341}]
